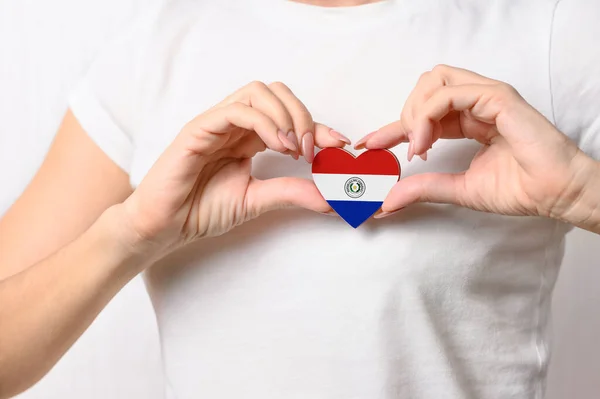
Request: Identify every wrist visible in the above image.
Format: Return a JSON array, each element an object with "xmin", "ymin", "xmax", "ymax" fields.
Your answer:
[
  {"xmin": 95, "ymin": 205, "xmax": 165, "ymax": 276},
  {"xmin": 555, "ymin": 154, "xmax": 600, "ymax": 234},
  {"xmin": 583, "ymin": 160, "xmax": 600, "ymax": 233}
]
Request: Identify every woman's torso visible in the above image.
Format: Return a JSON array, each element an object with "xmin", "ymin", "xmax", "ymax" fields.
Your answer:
[{"xmin": 121, "ymin": 1, "xmax": 567, "ymax": 397}]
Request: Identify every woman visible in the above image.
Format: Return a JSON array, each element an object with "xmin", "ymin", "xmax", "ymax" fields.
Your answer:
[{"xmin": 1, "ymin": 0, "xmax": 599, "ymax": 398}]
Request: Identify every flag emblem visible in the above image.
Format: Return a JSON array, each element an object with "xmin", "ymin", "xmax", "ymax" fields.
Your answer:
[
  {"xmin": 344, "ymin": 177, "xmax": 365, "ymax": 198},
  {"xmin": 312, "ymin": 148, "xmax": 401, "ymax": 228}
]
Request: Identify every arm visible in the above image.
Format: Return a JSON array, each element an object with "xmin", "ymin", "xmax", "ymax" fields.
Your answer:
[
  {"xmin": 0, "ymin": 78, "xmax": 344, "ymax": 397},
  {"xmin": 0, "ymin": 6, "xmax": 168, "ymax": 392},
  {"xmin": 0, "ymin": 5, "xmax": 169, "ymax": 393},
  {"xmin": 0, "ymin": 111, "xmax": 145, "ymax": 398}
]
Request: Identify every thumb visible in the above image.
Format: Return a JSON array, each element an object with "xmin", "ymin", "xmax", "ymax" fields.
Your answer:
[
  {"xmin": 246, "ymin": 177, "xmax": 333, "ymax": 216},
  {"xmin": 377, "ymin": 173, "xmax": 465, "ymax": 216}
]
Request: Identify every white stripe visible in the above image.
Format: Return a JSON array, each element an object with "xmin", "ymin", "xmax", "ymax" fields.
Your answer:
[{"xmin": 313, "ymin": 173, "xmax": 398, "ymax": 202}]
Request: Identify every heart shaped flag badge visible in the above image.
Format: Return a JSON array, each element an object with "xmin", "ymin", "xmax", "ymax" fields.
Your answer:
[{"xmin": 312, "ymin": 148, "xmax": 401, "ymax": 228}]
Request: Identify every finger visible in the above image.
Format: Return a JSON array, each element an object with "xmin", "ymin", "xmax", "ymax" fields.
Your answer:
[
  {"xmin": 267, "ymin": 82, "xmax": 312, "ymax": 161},
  {"xmin": 267, "ymin": 82, "xmax": 351, "ymax": 163},
  {"xmin": 357, "ymin": 120, "xmax": 410, "ymax": 150},
  {"xmin": 184, "ymin": 102, "xmax": 288, "ymax": 155},
  {"xmin": 226, "ymin": 131, "xmax": 303, "ymax": 161},
  {"xmin": 414, "ymin": 65, "xmax": 496, "ymax": 99},
  {"xmin": 225, "ymin": 133, "xmax": 268, "ymax": 159},
  {"xmin": 314, "ymin": 123, "xmax": 351, "ymax": 148},
  {"xmin": 358, "ymin": 65, "xmax": 497, "ymax": 154},
  {"xmin": 244, "ymin": 81, "xmax": 298, "ymax": 149},
  {"xmin": 354, "ymin": 119, "xmax": 425, "ymax": 162},
  {"xmin": 234, "ymin": 81, "xmax": 295, "ymax": 132},
  {"xmin": 356, "ymin": 78, "xmax": 417, "ymax": 151},
  {"xmin": 354, "ymin": 130, "xmax": 378, "ymax": 150},
  {"xmin": 419, "ymin": 83, "xmax": 565, "ymax": 154},
  {"xmin": 220, "ymin": 81, "xmax": 301, "ymax": 154},
  {"xmin": 374, "ymin": 172, "xmax": 466, "ymax": 217},
  {"xmin": 245, "ymin": 176, "xmax": 333, "ymax": 215},
  {"xmin": 406, "ymin": 65, "xmax": 493, "ymax": 139},
  {"xmin": 412, "ymin": 84, "xmax": 506, "ymax": 156}
]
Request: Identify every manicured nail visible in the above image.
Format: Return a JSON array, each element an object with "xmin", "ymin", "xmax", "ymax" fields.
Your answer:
[
  {"xmin": 374, "ymin": 209, "xmax": 403, "ymax": 219},
  {"xmin": 278, "ymin": 130, "xmax": 297, "ymax": 152},
  {"xmin": 329, "ymin": 129, "xmax": 351, "ymax": 145},
  {"xmin": 354, "ymin": 130, "xmax": 377, "ymax": 149},
  {"xmin": 419, "ymin": 151, "xmax": 428, "ymax": 161},
  {"xmin": 302, "ymin": 132, "xmax": 315, "ymax": 163},
  {"xmin": 407, "ymin": 139, "xmax": 415, "ymax": 162},
  {"xmin": 287, "ymin": 131, "xmax": 299, "ymax": 151}
]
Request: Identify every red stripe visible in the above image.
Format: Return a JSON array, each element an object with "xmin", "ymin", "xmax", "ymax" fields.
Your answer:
[{"xmin": 312, "ymin": 148, "xmax": 400, "ymax": 175}]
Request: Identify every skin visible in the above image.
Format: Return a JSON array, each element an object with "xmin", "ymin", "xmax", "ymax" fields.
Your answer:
[
  {"xmin": 357, "ymin": 65, "xmax": 600, "ymax": 234},
  {"xmin": 293, "ymin": 0, "xmax": 381, "ymax": 5},
  {"xmin": 0, "ymin": 2, "xmax": 599, "ymax": 397},
  {"xmin": 0, "ymin": 80, "xmax": 348, "ymax": 398}
]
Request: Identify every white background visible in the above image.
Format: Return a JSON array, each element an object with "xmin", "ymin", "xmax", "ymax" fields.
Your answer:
[{"xmin": 1, "ymin": 1, "xmax": 598, "ymax": 398}]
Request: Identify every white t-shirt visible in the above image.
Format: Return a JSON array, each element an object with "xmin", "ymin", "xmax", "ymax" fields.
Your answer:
[{"xmin": 68, "ymin": 0, "xmax": 600, "ymax": 398}]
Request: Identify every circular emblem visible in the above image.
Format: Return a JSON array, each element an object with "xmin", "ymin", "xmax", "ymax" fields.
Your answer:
[{"xmin": 344, "ymin": 177, "xmax": 366, "ymax": 198}]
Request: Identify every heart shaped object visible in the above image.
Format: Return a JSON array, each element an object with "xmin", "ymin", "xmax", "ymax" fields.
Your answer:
[{"xmin": 312, "ymin": 147, "xmax": 401, "ymax": 228}]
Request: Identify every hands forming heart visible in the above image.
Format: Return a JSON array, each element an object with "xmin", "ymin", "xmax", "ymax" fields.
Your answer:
[
  {"xmin": 355, "ymin": 65, "xmax": 596, "ymax": 228},
  {"xmin": 119, "ymin": 64, "xmax": 599, "ymax": 255}
]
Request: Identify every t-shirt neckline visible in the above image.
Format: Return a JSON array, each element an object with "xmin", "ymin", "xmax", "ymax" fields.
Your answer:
[{"xmin": 241, "ymin": 0, "xmax": 403, "ymax": 35}]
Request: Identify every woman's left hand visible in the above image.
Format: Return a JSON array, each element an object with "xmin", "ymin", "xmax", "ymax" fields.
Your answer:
[{"xmin": 354, "ymin": 65, "xmax": 599, "ymax": 224}]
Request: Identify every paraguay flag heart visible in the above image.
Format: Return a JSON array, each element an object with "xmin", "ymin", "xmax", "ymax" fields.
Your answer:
[{"xmin": 312, "ymin": 148, "xmax": 401, "ymax": 228}]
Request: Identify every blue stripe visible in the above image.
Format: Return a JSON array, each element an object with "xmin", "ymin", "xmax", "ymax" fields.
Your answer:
[{"xmin": 327, "ymin": 200, "xmax": 383, "ymax": 228}]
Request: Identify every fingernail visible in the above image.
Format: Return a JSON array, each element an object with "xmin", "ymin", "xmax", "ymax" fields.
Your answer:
[
  {"xmin": 321, "ymin": 210, "xmax": 337, "ymax": 216},
  {"xmin": 329, "ymin": 129, "xmax": 351, "ymax": 145},
  {"xmin": 419, "ymin": 151, "xmax": 428, "ymax": 161},
  {"xmin": 374, "ymin": 209, "xmax": 403, "ymax": 219},
  {"xmin": 302, "ymin": 132, "xmax": 315, "ymax": 163},
  {"xmin": 278, "ymin": 130, "xmax": 297, "ymax": 152},
  {"xmin": 354, "ymin": 130, "xmax": 377, "ymax": 149},
  {"xmin": 286, "ymin": 131, "xmax": 299, "ymax": 151},
  {"xmin": 407, "ymin": 139, "xmax": 415, "ymax": 162}
]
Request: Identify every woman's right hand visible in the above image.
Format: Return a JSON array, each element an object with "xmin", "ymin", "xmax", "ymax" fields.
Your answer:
[{"xmin": 119, "ymin": 81, "xmax": 350, "ymax": 253}]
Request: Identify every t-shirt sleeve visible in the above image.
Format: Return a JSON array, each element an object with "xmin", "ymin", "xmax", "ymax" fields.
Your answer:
[
  {"xmin": 550, "ymin": 0, "xmax": 600, "ymax": 161},
  {"xmin": 68, "ymin": 3, "xmax": 164, "ymax": 174}
]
